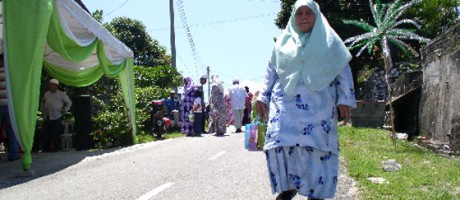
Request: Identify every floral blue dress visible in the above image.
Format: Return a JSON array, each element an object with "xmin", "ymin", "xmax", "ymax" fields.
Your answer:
[
  {"xmin": 258, "ymin": 62, "xmax": 356, "ymax": 199},
  {"xmin": 181, "ymin": 87, "xmax": 195, "ymax": 135}
]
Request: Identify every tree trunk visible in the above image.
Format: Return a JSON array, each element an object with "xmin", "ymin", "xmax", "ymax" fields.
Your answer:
[{"xmin": 382, "ymin": 48, "xmax": 397, "ymax": 147}]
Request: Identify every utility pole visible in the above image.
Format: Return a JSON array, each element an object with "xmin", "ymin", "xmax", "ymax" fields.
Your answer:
[
  {"xmin": 207, "ymin": 66, "xmax": 210, "ymax": 100},
  {"xmin": 170, "ymin": 0, "xmax": 176, "ymax": 70}
]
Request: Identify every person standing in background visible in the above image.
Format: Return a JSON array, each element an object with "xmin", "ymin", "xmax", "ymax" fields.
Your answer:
[
  {"xmin": 242, "ymin": 86, "xmax": 253, "ymax": 125},
  {"xmin": 181, "ymin": 77, "xmax": 195, "ymax": 136},
  {"xmin": 227, "ymin": 79, "xmax": 248, "ymax": 133},
  {"xmin": 41, "ymin": 79, "xmax": 72, "ymax": 152},
  {"xmin": 0, "ymin": 54, "xmax": 20, "ymax": 161},
  {"xmin": 208, "ymin": 74, "xmax": 227, "ymax": 135},
  {"xmin": 192, "ymin": 89, "xmax": 204, "ymax": 136},
  {"xmin": 198, "ymin": 75, "xmax": 208, "ymax": 133},
  {"xmin": 164, "ymin": 90, "xmax": 181, "ymax": 128},
  {"xmin": 251, "ymin": 90, "xmax": 260, "ymax": 120},
  {"xmin": 224, "ymin": 94, "xmax": 234, "ymax": 127}
]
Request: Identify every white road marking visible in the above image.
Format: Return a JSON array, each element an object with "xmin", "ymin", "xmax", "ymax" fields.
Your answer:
[
  {"xmin": 136, "ymin": 182, "xmax": 175, "ymax": 200},
  {"xmin": 207, "ymin": 151, "xmax": 226, "ymax": 160}
]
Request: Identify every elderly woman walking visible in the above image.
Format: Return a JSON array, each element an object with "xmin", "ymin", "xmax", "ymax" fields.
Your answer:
[
  {"xmin": 256, "ymin": 0, "xmax": 356, "ymax": 199},
  {"xmin": 208, "ymin": 74, "xmax": 227, "ymax": 135}
]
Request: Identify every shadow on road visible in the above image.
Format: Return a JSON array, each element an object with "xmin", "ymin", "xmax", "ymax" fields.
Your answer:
[{"xmin": 0, "ymin": 148, "xmax": 118, "ymax": 189}]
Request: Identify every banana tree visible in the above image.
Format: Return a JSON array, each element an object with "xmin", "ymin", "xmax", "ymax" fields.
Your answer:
[{"xmin": 343, "ymin": 0, "xmax": 429, "ymax": 147}]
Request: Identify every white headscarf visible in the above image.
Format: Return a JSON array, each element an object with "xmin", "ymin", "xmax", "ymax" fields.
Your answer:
[
  {"xmin": 273, "ymin": 0, "xmax": 352, "ymax": 97},
  {"xmin": 210, "ymin": 74, "xmax": 224, "ymax": 91}
]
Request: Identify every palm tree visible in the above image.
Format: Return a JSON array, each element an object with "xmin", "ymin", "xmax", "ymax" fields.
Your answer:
[{"xmin": 343, "ymin": 0, "xmax": 430, "ymax": 147}]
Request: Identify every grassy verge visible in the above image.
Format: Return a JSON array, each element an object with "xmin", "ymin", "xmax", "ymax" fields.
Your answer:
[
  {"xmin": 136, "ymin": 131, "xmax": 185, "ymax": 144},
  {"xmin": 338, "ymin": 126, "xmax": 460, "ymax": 199}
]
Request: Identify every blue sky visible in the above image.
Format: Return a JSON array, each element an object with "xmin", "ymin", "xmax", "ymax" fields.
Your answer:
[{"xmin": 81, "ymin": 0, "xmax": 283, "ymax": 95}]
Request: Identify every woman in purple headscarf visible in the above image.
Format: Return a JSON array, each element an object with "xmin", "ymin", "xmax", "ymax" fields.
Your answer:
[{"xmin": 181, "ymin": 77, "xmax": 196, "ymax": 136}]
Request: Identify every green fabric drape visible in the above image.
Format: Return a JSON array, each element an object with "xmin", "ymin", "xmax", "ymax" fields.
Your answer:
[
  {"xmin": 97, "ymin": 42, "xmax": 126, "ymax": 78},
  {"xmin": 47, "ymin": 3, "xmax": 98, "ymax": 62},
  {"xmin": 43, "ymin": 61, "xmax": 105, "ymax": 86},
  {"xmin": 4, "ymin": 0, "xmax": 137, "ymax": 171},
  {"xmin": 4, "ymin": 0, "xmax": 53, "ymax": 170},
  {"xmin": 118, "ymin": 58, "xmax": 137, "ymax": 143}
]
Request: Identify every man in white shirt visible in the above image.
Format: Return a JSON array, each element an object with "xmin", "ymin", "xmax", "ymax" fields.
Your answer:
[
  {"xmin": 40, "ymin": 79, "xmax": 72, "ymax": 152},
  {"xmin": 227, "ymin": 79, "xmax": 248, "ymax": 133}
]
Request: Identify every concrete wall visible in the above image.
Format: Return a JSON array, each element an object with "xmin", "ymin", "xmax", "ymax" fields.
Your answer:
[{"xmin": 419, "ymin": 22, "xmax": 460, "ymax": 151}]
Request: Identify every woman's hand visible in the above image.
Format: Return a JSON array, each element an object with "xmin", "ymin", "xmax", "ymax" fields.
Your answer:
[{"xmin": 338, "ymin": 105, "xmax": 351, "ymax": 125}]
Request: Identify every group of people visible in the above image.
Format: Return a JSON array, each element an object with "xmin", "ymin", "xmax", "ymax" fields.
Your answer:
[
  {"xmin": 3, "ymin": 1, "xmax": 357, "ymax": 199},
  {"xmin": 176, "ymin": 74, "xmax": 255, "ymax": 137},
  {"xmin": 173, "ymin": 1, "xmax": 361, "ymax": 199}
]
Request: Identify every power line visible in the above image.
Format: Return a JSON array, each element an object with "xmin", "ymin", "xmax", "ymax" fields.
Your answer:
[
  {"xmin": 105, "ymin": 0, "xmax": 129, "ymax": 16},
  {"xmin": 148, "ymin": 12, "xmax": 277, "ymax": 32},
  {"xmin": 176, "ymin": 0, "xmax": 206, "ymax": 79},
  {"xmin": 177, "ymin": 55, "xmax": 198, "ymax": 79}
]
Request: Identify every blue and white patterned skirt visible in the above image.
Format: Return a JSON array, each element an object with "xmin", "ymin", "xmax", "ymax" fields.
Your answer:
[{"xmin": 265, "ymin": 146, "xmax": 339, "ymax": 199}]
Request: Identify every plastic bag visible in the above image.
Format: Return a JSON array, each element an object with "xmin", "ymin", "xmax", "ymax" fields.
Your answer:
[
  {"xmin": 244, "ymin": 122, "xmax": 258, "ymax": 151},
  {"xmin": 257, "ymin": 123, "xmax": 267, "ymax": 149}
]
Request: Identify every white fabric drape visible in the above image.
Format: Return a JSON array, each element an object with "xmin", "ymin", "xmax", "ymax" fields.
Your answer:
[{"xmin": 55, "ymin": 0, "xmax": 133, "ymax": 60}]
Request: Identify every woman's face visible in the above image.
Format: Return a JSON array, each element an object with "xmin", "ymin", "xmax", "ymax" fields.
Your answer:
[
  {"xmin": 184, "ymin": 78, "xmax": 188, "ymax": 86},
  {"xmin": 295, "ymin": 6, "xmax": 316, "ymax": 33}
]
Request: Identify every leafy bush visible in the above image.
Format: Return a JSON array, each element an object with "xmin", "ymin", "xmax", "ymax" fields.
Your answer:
[{"xmin": 91, "ymin": 65, "xmax": 182, "ymax": 149}]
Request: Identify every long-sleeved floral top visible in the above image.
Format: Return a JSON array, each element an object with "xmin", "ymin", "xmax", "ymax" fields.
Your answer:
[{"xmin": 257, "ymin": 62, "xmax": 356, "ymax": 155}]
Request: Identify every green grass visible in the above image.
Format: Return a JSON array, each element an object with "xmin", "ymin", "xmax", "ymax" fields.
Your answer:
[
  {"xmin": 136, "ymin": 131, "xmax": 185, "ymax": 144},
  {"xmin": 339, "ymin": 126, "xmax": 460, "ymax": 200},
  {"xmin": 162, "ymin": 131, "xmax": 186, "ymax": 140}
]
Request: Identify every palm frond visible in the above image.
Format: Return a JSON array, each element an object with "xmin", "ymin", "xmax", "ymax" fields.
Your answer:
[
  {"xmin": 383, "ymin": 0, "xmax": 402, "ymax": 25},
  {"xmin": 343, "ymin": 20, "xmax": 375, "ymax": 32},
  {"xmin": 348, "ymin": 40, "xmax": 368, "ymax": 52},
  {"xmin": 356, "ymin": 41, "xmax": 373, "ymax": 57},
  {"xmin": 388, "ymin": 0, "xmax": 416, "ymax": 25},
  {"xmin": 370, "ymin": 0, "xmax": 382, "ymax": 27},
  {"xmin": 387, "ymin": 28, "xmax": 416, "ymax": 36},
  {"xmin": 344, "ymin": 32, "xmax": 377, "ymax": 47},
  {"xmin": 367, "ymin": 37, "xmax": 380, "ymax": 55},
  {"xmin": 390, "ymin": 30, "xmax": 430, "ymax": 43},
  {"xmin": 388, "ymin": 36, "xmax": 418, "ymax": 58},
  {"xmin": 391, "ymin": 19, "xmax": 422, "ymax": 30},
  {"xmin": 375, "ymin": 0, "xmax": 383, "ymax": 14}
]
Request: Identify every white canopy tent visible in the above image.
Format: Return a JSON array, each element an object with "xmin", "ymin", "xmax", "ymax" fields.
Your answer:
[{"xmin": 3, "ymin": 0, "xmax": 137, "ymax": 170}]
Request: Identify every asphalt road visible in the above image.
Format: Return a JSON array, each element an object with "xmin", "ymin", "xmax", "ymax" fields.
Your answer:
[{"xmin": 0, "ymin": 129, "xmax": 359, "ymax": 200}]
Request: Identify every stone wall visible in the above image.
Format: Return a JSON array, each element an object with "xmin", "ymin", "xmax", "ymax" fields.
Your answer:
[
  {"xmin": 358, "ymin": 66, "xmax": 399, "ymax": 100},
  {"xmin": 419, "ymin": 22, "xmax": 460, "ymax": 152}
]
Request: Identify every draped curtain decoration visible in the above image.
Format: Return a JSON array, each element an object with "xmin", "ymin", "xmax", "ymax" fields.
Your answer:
[{"xmin": 3, "ymin": 0, "xmax": 137, "ymax": 170}]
